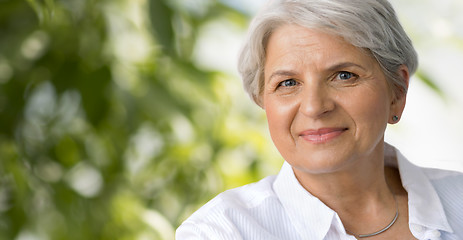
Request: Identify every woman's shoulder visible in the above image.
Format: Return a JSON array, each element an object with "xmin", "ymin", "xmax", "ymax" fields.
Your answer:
[
  {"xmin": 413, "ymin": 164, "xmax": 463, "ymax": 198},
  {"xmin": 421, "ymin": 166, "xmax": 463, "ymax": 204},
  {"xmin": 421, "ymin": 165, "xmax": 463, "ymax": 182},
  {"xmin": 199, "ymin": 174, "xmax": 278, "ymax": 213},
  {"xmin": 176, "ymin": 175, "xmax": 282, "ymax": 239}
]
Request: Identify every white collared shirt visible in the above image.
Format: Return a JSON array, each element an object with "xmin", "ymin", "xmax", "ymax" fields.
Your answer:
[{"xmin": 176, "ymin": 148, "xmax": 463, "ymax": 240}]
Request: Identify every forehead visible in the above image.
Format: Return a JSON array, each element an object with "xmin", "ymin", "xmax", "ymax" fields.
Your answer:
[{"xmin": 264, "ymin": 24, "xmax": 376, "ymax": 72}]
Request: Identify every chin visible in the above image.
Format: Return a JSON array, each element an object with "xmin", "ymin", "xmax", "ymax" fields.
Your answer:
[{"xmin": 285, "ymin": 149, "xmax": 355, "ymax": 175}]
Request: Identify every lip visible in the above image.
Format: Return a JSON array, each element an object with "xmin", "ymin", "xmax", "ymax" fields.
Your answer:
[{"xmin": 299, "ymin": 128, "xmax": 348, "ymax": 144}]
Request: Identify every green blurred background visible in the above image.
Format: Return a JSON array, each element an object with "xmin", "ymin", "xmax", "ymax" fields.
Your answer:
[
  {"xmin": 0, "ymin": 0, "xmax": 462, "ymax": 239},
  {"xmin": 0, "ymin": 0, "xmax": 280, "ymax": 239}
]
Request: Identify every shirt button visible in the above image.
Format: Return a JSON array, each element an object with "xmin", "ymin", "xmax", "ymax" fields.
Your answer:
[
  {"xmin": 427, "ymin": 230, "xmax": 441, "ymax": 238},
  {"xmin": 411, "ymin": 224, "xmax": 425, "ymax": 234}
]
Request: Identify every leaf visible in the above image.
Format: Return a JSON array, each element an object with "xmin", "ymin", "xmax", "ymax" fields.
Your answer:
[
  {"xmin": 148, "ymin": 0, "xmax": 175, "ymax": 55},
  {"xmin": 414, "ymin": 70, "xmax": 445, "ymax": 98}
]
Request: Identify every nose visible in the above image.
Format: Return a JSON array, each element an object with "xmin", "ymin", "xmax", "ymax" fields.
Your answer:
[{"xmin": 299, "ymin": 83, "xmax": 335, "ymax": 119}]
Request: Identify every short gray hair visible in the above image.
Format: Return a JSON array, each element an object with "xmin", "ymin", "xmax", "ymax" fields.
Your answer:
[{"xmin": 238, "ymin": 0, "xmax": 418, "ymax": 107}]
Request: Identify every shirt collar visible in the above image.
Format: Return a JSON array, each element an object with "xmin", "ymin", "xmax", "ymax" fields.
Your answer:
[
  {"xmin": 273, "ymin": 162, "xmax": 344, "ymax": 239},
  {"xmin": 395, "ymin": 149, "xmax": 454, "ymax": 234}
]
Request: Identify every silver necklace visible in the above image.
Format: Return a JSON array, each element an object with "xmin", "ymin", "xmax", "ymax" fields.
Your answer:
[{"xmin": 346, "ymin": 196, "xmax": 399, "ymax": 238}]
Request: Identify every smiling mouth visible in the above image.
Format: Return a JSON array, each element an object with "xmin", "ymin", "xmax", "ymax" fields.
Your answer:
[{"xmin": 299, "ymin": 128, "xmax": 348, "ymax": 144}]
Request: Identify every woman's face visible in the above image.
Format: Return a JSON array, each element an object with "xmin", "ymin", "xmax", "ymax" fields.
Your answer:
[{"xmin": 263, "ymin": 24, "xmax": 406, "ymax": 174}]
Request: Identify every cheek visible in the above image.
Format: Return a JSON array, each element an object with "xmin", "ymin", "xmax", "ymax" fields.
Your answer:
[
  {"xmin": 346, "ymin": 89, "xmax": 391, "ymax": 132},
  {"xmin": 264, "ymin": 97, "xmax": 298, "ymax": 141}
]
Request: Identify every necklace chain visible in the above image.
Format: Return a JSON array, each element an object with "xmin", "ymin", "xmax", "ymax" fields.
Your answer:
[{"xmin": 346, "ymin": 196, "xmax": 399, "ymax": 238}]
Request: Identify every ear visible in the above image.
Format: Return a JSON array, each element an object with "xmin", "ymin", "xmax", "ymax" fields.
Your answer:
[{"xmin": 388, "ymin": 65, "xmax": 409, "ymax": 124}]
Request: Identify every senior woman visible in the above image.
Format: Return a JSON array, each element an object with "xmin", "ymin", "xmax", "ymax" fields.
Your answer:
[{"xmin": 177, "ymin": 0, "xmax": 463, "ymax": 239}]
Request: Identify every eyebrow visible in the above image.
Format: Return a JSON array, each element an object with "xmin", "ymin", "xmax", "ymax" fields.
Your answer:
[
  {"xmin": 267, "ymin": 62, "xmax": 367, "ymax": 83},
  {"xmin": 267, "ymin": 70, "xmax": 298, "ymax": 83},
  {"xmin": 326, "ymin": 62, "xmax": 367, "ymax": 72}
]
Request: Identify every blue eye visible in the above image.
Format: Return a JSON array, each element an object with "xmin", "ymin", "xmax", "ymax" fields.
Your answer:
[
  {"xmin": 338, "ymin": 71, "xmax": 354, "ymax": 80},
  {"xmin": 279, "ymin": 79, "xmax": 297, "ymax": 87}
]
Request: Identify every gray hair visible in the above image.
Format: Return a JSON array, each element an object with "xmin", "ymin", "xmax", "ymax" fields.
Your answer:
[{"xmin": 238, "ymin": 0, "xmax": 418, "ymax": 107}]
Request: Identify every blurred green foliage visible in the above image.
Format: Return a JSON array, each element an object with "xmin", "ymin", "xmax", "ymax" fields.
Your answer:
[{"xmin": 0, "ymin": 0, "xmax": 281, "ymax": 239}]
